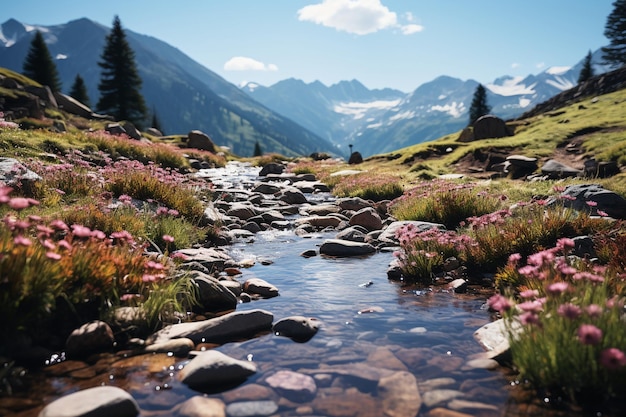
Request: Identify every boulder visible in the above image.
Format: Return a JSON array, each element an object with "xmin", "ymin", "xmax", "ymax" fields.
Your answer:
[
  {"xmin": 295, "ymin": 215, "xmax": 343, "ymax": 229},
  {"xmin": 227, "ymin": 202, "xmax": 261, "ymax": 221},
  {"xmin": 173, "ymin": 247, "xmax": 233, "ymax": 272},
  {"xmin": 37, "ymin": 386, "xmax": 139, "ymax": 417},
  {"xmin": 259, "ymin": 163, "xmax": 284, "ymax": 176},
  {"xmin": 65, "ymin": 320, "xmax": 115, "ymax": 358},
  {"xmin": 505, "ymin": 155, "xmax": 538, "ymax": 178},
  {"xmin": 551, "ymin": 183, "xmax": 626, "ymax": 219},
  {"xmin": 319, "ymin": 239, "xmax": 376, "ymax": 257},
  {"xmin": 348, "ymin": 152, "xmax": 363, "ymax": 164},
  {"xmin": 148, "ymin": 309, "xmax": 274, "ymax": 345},
  {"xmin": 265, "ymin": 370, "xmax": 317, "ymax": 402},
  {"xmin": 541, "ymin": 159, "xmax": 582, "ymax": 178},
  {"xmin": 272, "ymin": 316, "xmax": 320, "ymax": 342},
  {"xmin": 335, "ymin": 226, "xmax": 367, "ymax": 242},
  {"xmin": 225, "ymin": 401, "xmax": 278, "ymax": 417},
  {"xmin": 377, "ymin": 371, "xmax": 422, "ymax": 417},
  {"xmin": 276, "ymin": 187, "xmax": 308, "ymax": 204},
  {"xmin": 349, "ymin": 207, "xmax": 383, "ymax": 231},
  {"xmin": 180, "ymin": 350, "xmax": 256, "ymax": 389},
  {"xmin": 584, "ymin": 159, "xmax": 620, "ymax": 178},
  {"xmin": 145, "ymin": 127, "xmax": 163, "ymax": 137},
  {"xmin": 122, "ymin": 122, "xmax": 141, "ymax": 140},
  {"xmin": 190, "ymin": 271, "xmax": 238, "ymax": 312},
  {"xmin": 105, "ymin": 123, "xmax": 126, "ymax": 136},
  {"xmin": 53, "ymin": 93, "xmax": 92, "ymax": 119},
  {"xmin": 473, "ymin": 115, "xmax": 511, "ymax": 140},
  {"xmin": 243, "ymin": 278, "xmax": 279, "ymax": 298},
  {"xmin": 187, "ymin": 130, "xmax": 216, "ymax": 152}
]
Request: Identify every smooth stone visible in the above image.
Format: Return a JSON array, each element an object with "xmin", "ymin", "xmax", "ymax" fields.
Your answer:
[
  {"xmin": 349, "ymin": 207, "xmax": 383, "ymax": 231},
  {"xmin": 37, "ymin": 386, "xmax": 139, "ymax": 417},
  {"xmin": 422, "ymin": 389, "xmax": 465, "ymax": 408},
  {"xmin": 319, "ymin": 239, "xmax": 376, "ymax": 257},
  {"xmin": 174, "ymin": 396, "xmax": 226, "ymax": 417},
  {"xmin": 295, "ymin": 215, "xmax": 343, "ymax": 228},
  {"xmin": 447, "ymin": 399, "xmax": 499, "ymax": 412},
  {"xmin": 243, "ymin": 277, "xmax": 279, "ymax": 298},
  {"xmin": 463, "ymin": 358, "xmax": 499, "ymax": 370},
  {"xmin": 148, "ymin": 309, "xmax": 273, "ymax": 345},
  {"xmin": 272, "ymin": 316, "xmax": 320, "ymax": 341},
  {"xmin": 377, "ymin": 371, "xmax": 422, "ymax": 417},
  {"xmin": 179, "ymin": 350, "xmax": 256, "ymax": 389},
  {"xmin": 65, "ymin": 320, "xmax": 114, "ymax": 358},
  {"xmin": 366, "ymin": 347, "xmax": 408, "ymax": 371},
  {"xmin": 265, "ymin": 370, "xmax": 317, "ymax": 402},
  {"xmin": 426, "ymin": 407, "xmax": 475, "ymax": 417},
  {"xmin": 419, "ymin": 377, "xmax": 457, "ymax": 392},
  {"xmin": 225, "ymin": 400, "xmax": 278, "ymax": 417},
  {"xmin": 144, "ymin": 338, "xmax": 194, "ymax": 357}
]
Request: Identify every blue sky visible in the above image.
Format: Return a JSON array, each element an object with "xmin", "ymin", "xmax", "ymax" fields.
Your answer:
[{"xmin": 4, "ymin": 0, "xmax": 615, "ymax": 92}]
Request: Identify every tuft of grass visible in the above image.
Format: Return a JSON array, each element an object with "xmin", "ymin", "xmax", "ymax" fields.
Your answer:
[{"xmin": 331, "ymin": 172, "xmax": 404, "ymax": 201}]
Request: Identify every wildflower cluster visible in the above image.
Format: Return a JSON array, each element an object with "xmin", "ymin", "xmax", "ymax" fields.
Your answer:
[{"xmin": 488, "ymin": 239, "xmax": 626, "ymax": 400}]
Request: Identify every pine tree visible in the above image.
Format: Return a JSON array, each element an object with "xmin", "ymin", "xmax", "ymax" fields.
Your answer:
[
  {"xmin": 253, "ymin": 141, "xmax": 263, "ymax": 157},
  {"xmin": 602, "ymin": 0, "xmax": 626, "ymax": 66},
  {"xmin": 468, "ymin": 84, "xmax": 491, "ymax": 126},
  {"xmin": 22, "ymin": 30, "xmax": 62, "ymax": 92},
  {"xmin": 578, "ymin": 51, "xmax": 595, "ymax": 84},
  {"xmin": 97, "ymin": 15, "xmax": 147, "ymax": 128},
  {"xmin": 68, "ymin": 74, "xmax": 91, "ymax": 107}
]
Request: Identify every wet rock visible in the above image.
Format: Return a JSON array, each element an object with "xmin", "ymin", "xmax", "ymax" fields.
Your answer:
[
  {"xmin": 378, "ymin": 371, "xmax": 422, "ymax": 417},
  {"xmin": 349, "ymin": 207, "xmax": 383, "ymax": 231},
  {"xmin": 422, "ymin": 389, "xmax": 465, "ymax": 408},
  {"xmin": 426, "ymin": 407, "xmax": 474, "ymax": 417},
  {"xmin": 336, "ymin": 226, "xmax": 367, "ymax": 242},
  {"xmin": 273, "ymin": 316, "xmax": 320, "ymax": 342},
  {"xmin": 145, "ymin": 338, "xmax": 194, "ymax": 357},
  {"xmin": 243, "ymin": 277, "xmax": 279, "ymax": 298},
  {"xmin": 148, "ymin": 309, "xmax": 273, "ymax": 345},
  {"xmin": 259, "ymin": 163, "xmax": 284, "ymax": 176},
  {"xmin": 312, "ymin": 387, "xmax": 380, "ymax": 417},
  {"xmin": 174, "ymin": 247, "xmax": 232, "ymax": 272},
  {"xmin": 301, "ymin": 204, "xmax": 341, "ymax": 216},
  {"xmin": 65, "ymin": 320, "xmax": 114, "ymax": 358},
  {"xmin": 319, "ymin": 238, "xmax": 376, "ymax": 257},
  {"xmin": 38, "ymin": 386, "xmax": 139, "ymax": 417},
  {"xmin": 473, "ymin": 318, "xmax": 520, "ymax": 363},
  {"xmin": 252, "ymin": 183, "xmax": 282, "ymax": 194},
  {"xmin": 225, "ymin": 400, "xmax": 278, "ymax": 417},
  {"xmin": 448, "ymin": 278, "xmax": 467, "ymax": 293},
  {"xmin": 338, "ymin": 196, "xmax": 372, "ymax": 211},
  {"xmin": 295, "ymin": 215, "xmax": 343, "ymax": 229},
  {"xmin": 190, "ymin": 271, "xmax": 238, "ymax": 312},
  {"xmin": 276, "ymin": 187, "xmax": 308, "ymax": 204},
  {"xmin": 419, "ymin": 377, "xmax": 457, "ymax": 392},
  {"xmin": 265, "ymin": 370, "xmax": 317, "ymax": 402},
  {"xmin": 227, "ymin": 202, "xmax": 260, "ymax": 221},
  {"xmin": 447, "ymin": 399, "xmax": 499, "ymax": 413},
  {"xmin": 221, "ymin": 383, "xmax": 276, "ymax": 402},
  {"xmin": 303, "ymin": 363, "xmax": 396, "ymax": 382},
  {"xmin": 179, "ymin": 350, "xmax": 256, "ymax": 389},
  {"xmin": 300, "ymin": 249, "xmax": 318, "ymax": 258},
  {"xmin": 242, "ymin": 221, "xmax": 262, "ymax": 233},
  {"xmin": 367, "ymin": 347, "xmax": 408, "ymax": 371},
  {"xmin": 219, "ymin": 279, "xmax": 243, "ymax": 296},
  {"xmin": 174, "ymin": 396, "xmax": 226, "ymax": 417},
  {"xmin": 463, "ymin": 358, "xmax": 499, "ymax": 370},
  {"xmin": 541, "ymin": 159, "xmax": 582, "ymax": 178}
]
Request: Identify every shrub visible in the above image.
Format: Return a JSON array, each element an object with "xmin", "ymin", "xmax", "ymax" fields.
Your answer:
[
  {"xmin": 391, "ymin": 180, "xmax": 504, "ymax": 229},
  {"xmin": 489, "ymin": 240, "xmax": 626, "ymax": 403}
]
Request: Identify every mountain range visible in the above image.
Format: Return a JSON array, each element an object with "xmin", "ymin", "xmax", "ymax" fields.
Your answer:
[
  {"xmin": 0, "ymin": 18, "xmax": 336, "ymax": 157},
  {"xmin": 0, "ymin": 17, "xmax": 614, "ymax": 159},
  {"xmin": 242, "ymin": 49, "xmax": 614, "ymax": 157}
]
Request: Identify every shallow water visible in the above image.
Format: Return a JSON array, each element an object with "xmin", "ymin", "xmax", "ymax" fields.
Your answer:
[{"xmin": 2, "ymin": 162, "xmax": 617, "ymax": 417}]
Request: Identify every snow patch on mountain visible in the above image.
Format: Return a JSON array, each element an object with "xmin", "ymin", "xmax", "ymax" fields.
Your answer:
[
  {"xmin": 546, "ymin": 66, "xmax": 571, "ymax": 75},
  {"xmin": 333, "ymin": 99, "xmax": 402, "ymax": 119},
  {"xmin": 486, "ymin": 77, "xmax": 536, "ymax": 96},
  {"xmin": 430, "ymin": 101, "xmax": 465, "ymax": 118},
  {"xmin": 546, "ymin": 76, "xmax": 575, "ymax": 91},
  {"xmin": 389, "ymin": 110, "xmax": 415, "ymax": 121}
]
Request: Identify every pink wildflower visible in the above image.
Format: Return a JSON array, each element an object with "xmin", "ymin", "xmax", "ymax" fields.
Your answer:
[
  {"xmin": 599, "ymin": 348, "xmax": 626, "ymax": 370},
  {"xmin": 71, "ymin": 224, "xmax": 92, "ymax": 238},
  {"xmin": 142, "ymin": 274, "xmax": 159, "ymax": 283},
  {"xmin": 519, "ymin": 311, "xmax": 541, "ymax": 326},
  {"xmin": 577, "ymin": 324, "xmax": 603, "ymax": 345},
  {"xmin": 518, "ymin": 300, "xmax": 543, "ymax": 313},
  {"xmin": 585, "ymin": 304, "xmax": 603, "ymax": 318},
  {"xmin": 145, "ymin": 260, "xmax": 165, "ymax": 270},
  {"xmin": 169, "ymin": 252, "xmax": 188, "ymax": 261},
  {"xmin": 596, "ymin": 210, "xmax": 609, "ymax": 217},
  {"xmin": 42, "ymin": 239, "xmax": 56, "ymax": 250},
  {"xmin": 557, "ymin": 303, "xmax": 582, "ymax": 320},
  {"xmin": 45, "ymin": 252, "xmax": 62, "ymax": 260},
  {"xmin": 487, "ymin": 294, "xmax": 513, "ymax": 313},
  {"xmin": 508, "ymin": 253, "xmax": 522, "ymax": 264},
  {"xmin": 28, "ymin": 215, "xmax": 42, "ymax": 223},
  {"xmin": 546, "ymin": 282, "xmax": 569, "ymax": 296},
  {"xmin": 519, "ymin": 289, "xmax": 539, "ymax": 299},
  {"xmin": 162, "ymin": 234, "xmax": 175, "ymax": 243},
  {"xmin": 14, "ymin": 235, "xmax": 32, "ymax": 246},
  {"xmin": 573, "ymin": 271, "xmax": 605, "ymax": 284},
  {"xmin": 8, "ymin": 197, "xmax": 32, "ymax": 210},
  {"xmin": 49, "ymin": 219, "xmax": 69, "ymax": 231},
  {"xmin": 168, "ymin": 209, "xmax": 179, "ymax": 217},
  {"xmin": 585, "ymin": 200, "xmax": 598, "ymax": 207},
  {"xmin": 120, "ymin": 293, "xmax": 139, "ymax": 302},
  {"xmin": 57, "ymin": 240, "xmax": 72, "ymax": 251},
  {"xmin": 91, "ymin": 230, "xmax": 106, "ymax": 240},
  {"xmin": 556, "ymin": 237, "xmax": 575, "ymax": 251}
]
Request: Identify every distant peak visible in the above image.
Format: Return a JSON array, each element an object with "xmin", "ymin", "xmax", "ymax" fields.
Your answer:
[{"xmin": 545, "ymin": 66, "xmax": 571, "ymax": 76}]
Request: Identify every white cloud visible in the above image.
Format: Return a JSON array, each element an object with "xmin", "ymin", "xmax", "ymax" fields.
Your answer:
[
  {"xmin": 536, "ymin": 62, "xmax": 545, "ymax": 69},
  {"xmin": 223, "ymin": 56, "xmax": 278, "ymax": 72},
  {"xmin": 297, "ymin": 0, "xmax": 398, "ymax": 35},
  {"xmin": 55, "ymin": 53, "xmax": 68, "ymax": 60},
  {"xmin": 511, "ymin": 62, "xmax": 520, "ymax": 69},
  {"xmin": 400, "ymin": 24, "xmax": 423, "ymax": 35}
]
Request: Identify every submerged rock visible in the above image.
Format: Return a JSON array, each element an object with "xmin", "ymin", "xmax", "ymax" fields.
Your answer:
[
  {"xmin": 180, "ymin": 350, "xmax": 256, "ymax": 389},
  {"xmin": 265, "ymin": 370, "xmax": 317, "ymax": 402},
  {"xmin": 38, "ymin": 386, "xmax": 139, "ymax": 417}
]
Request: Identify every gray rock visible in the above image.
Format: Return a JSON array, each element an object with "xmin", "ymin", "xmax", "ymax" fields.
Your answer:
[
  {"xmin": 319, "ymin": 239, "xmax": 376, "ymax": 257},
  {"xmin": 335, "ymin": 226, "xmax": 367, "ymax": 242},
  {"xmin": 190, "ymin": 271, "xmax": 238, "ymax": 312},
  {"xmin": 541, "ymin": 159, "xmax": 582, "ymax": 178},
  {"xmin": 174, "ymin": 247, "xmax": 233, "ymax": 272},
  {"xmin": 349, "ymin": 207, "xmax": 383, "ymax": 231},
  {"xmin": 338, "ymin": 197, "xmax": 372, "ymax": 211},
  {"xmin": 273, "ymin": 316, "xmax": 320, "ymax": 341},
  {"xmin": 449, "ymin": 278, "xmax": 467, "ymax": 293},
  {"xmin": 227, "ymin": 202, "xmax": 260, "ymax": 221},
  {"xmin": 551, "ymin": 183, "xmax": 626, "ymax": 219},
  {"xmin": 473, "ymin": 318, "xmax": 521, "ymax": 363},
  {"xmin": 277, "ymin": 187, "xmax": 308, "ymax": 204},
  {"xmin": 174, "ymin": 396, "xmax": 226, "ymax": 417},
  {"xmin": 65, "ymin": 321, "xmax": 114, "ymax": 358},
  {"xmin": 180, "ymin": 350, "xmax": 256, "ymax": 389},
  {"xmin": 37, "ymin": 386, "xmax": 139, "ymax": 417},
  {"xmin": 252, "ymin": 183, "xmax": 282, "ymax": 194},
  {"xmin": 259, "ymin": 163, "xmax": 284, "ymax": 176},
  {"xmin": 225, "ymin": 400, "xmax": 278, "ymax": 417},
  {"xmin": 378, "ymin": 221, "xmax": 446, "ymax": 245},
  {"xmin": 148, "ymin": 309, "xmax": 273, "ymax": 345},
  {"xmin": 0, "ymin": 157, "xmax": 42, "ymax": 186},
  {"xmin": 422, "ymin": 389, "xmax": 464, "ymax": 408},
  {"xmin": 145, "ymin": 338, "xmax": 195, "ymax": 357},
  {"xmin": 301, "ymin": 204, "xmax": 341, "ymax": 216},
  {"xmin": 473, "ymin": 114, "xmax": 511, "ymax": 140},
  {"xmin": 243, "ymin": 277, "xmax": 279, "ymax": 298},
  {"xmin": 265, "ymin": 370, "xmax": 317, "ymax": 402}
]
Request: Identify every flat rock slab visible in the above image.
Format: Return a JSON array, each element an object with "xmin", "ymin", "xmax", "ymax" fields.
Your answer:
[
  {"xmin": 319, "ymin": 239, "xmax": 376, "ymax": 257},
  {"xmin": 38, "ymin": 386, "xmax": 139, "ymax": 417},
  {"xmin": 265, "ymin": 370, "xmax": 317, "ymax": 402},
  {"xmin": 180, "ymin": 350, "xmax": 256, "ymax": 389},
  {"xmin": 148, "ymin": 309, "xmax": 273, "ymax": 345}
]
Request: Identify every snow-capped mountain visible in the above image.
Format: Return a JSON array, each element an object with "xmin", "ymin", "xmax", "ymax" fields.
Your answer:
[{"xmin": 243, "ymin": 49, "xmax": 613, "ymax": 157}]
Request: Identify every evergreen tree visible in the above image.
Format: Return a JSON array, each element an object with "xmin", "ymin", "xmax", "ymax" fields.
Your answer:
[
  {"xmin": 22, "ymin": 30, "xmax": 62, "ymax": 92},
  {"xmin": 97, "ymin": 15, "xmax": 147, "ymax": 127},
  {"xmin": 602, "ymin": 0, "xmax": 626, "ymax": 66},
  {"xmin": 468, "ymin": 84, "xmax": 491, "ymax": 126},
  {"xmin": 68, "ymin": 74, "xmax": 91, "ymax": 107},
  {"xmin": 578, "ymin": 50, "xmax": 595, "ymax": 84},
  {"xmin": 253, "ymin": 141, "xmax": 263, "ymax": 157}
]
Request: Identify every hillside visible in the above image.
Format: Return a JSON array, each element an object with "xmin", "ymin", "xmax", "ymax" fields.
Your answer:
[{"xmin": 0, "ymin": 18, "xmax": 337, "ymax": 158}]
